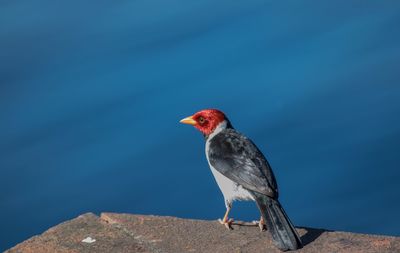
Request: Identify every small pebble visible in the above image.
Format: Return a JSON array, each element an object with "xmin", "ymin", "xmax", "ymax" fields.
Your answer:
[{"xmin": 82, "ymin": 237, "xmax": 96, "ymax": 243}]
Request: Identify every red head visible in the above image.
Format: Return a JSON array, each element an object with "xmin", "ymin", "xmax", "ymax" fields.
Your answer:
[{"xmin": 180, "ymin": 109, "xmax": 229, "ymax": 136}]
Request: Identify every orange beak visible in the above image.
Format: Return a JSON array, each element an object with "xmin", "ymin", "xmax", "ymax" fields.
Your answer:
[{"xmin": 179, "ymin": 116, "xmax": 197, "ymax": 125}]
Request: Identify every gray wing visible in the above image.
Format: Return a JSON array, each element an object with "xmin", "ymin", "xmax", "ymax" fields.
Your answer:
[{"xmin": 208, "ymin": 129, "xmax": 278, "ymax": 198}]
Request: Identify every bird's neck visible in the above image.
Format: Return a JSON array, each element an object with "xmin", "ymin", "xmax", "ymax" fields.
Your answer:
[{"xmin": 204, "ymin": 120, "xmax": 233, "ymax": 140}]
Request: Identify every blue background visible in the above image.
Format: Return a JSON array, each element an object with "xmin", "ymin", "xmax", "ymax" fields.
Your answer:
[{"xmin": 1, "ymin": 1, "xmax": 400, "ymax": 250}]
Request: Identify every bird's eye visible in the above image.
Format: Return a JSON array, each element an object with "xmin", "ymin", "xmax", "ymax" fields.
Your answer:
[{"xmin": 198, "ymin": 116, "xmax": 205, "ymax": 124}]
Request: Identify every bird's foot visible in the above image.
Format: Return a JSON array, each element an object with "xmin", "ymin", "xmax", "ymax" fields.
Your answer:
[
  {"xmin": 218, "ymin": 218, "xmax": 234, "ymax": 230},
  {"xmin": 252, "ymin": 218, "xmax": 267, "ymax": 232}
]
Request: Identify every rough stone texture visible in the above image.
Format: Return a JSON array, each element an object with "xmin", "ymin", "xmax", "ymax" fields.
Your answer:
[{"xmin": 6, "ymin": 213, "xmax": 400, "ymax": 253}]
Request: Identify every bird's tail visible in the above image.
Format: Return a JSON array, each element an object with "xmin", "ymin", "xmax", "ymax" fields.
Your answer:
[{"xmin": 252, "ymin": 192, "xmax": 302, "ymax": 251}]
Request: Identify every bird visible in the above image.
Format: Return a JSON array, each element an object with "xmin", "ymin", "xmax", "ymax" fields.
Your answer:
[{"xmin": 180, "ymin": 109, "xmax": 302, "ymax": 251}]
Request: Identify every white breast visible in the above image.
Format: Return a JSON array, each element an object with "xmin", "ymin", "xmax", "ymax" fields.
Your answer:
[
  {"xmin": 205, "ymin": 121, "xmax": 254, "ymax": 204},
  {"xmin": 207, "ymin": 163, "xmax": 254, "ymax": 203}
]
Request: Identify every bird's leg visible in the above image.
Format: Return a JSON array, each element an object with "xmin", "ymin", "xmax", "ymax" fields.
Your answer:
[
  {"xmin": 258, "ymin": 216, "xmax": 267, "ymax": 231},
  {"xmin": 218, "ymin": 202, "xmax": 233, "ymax": 230},
  {"xmin": 252, "ymin": 216, "xmax": 267, "ymax": 231}
]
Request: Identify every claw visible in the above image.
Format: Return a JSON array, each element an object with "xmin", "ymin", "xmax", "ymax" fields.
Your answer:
[
  {"xmin": 258, "ymin": 216, "xmax": 267, "ymax": 232},
  {"xmin": 252, "ymin": 218, "xmax": 267, "ymax": 231},
  {"xmin": 259, "ymin": 222, "xmax": 267, "ymax": 232},
  {"xmin": 218, "ymin": 218, "xmax": 234, "ymax": 230}
]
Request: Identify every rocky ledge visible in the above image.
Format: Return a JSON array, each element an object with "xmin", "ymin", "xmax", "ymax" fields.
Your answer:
[{"xmin": 6, "ymin": 213, "xmax": 400, "ymax": 253}]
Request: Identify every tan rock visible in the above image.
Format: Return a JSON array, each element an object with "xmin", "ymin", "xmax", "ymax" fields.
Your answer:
[{"xmin": 6, "ymin": 213, "xmax": 400, "ymax": 253}]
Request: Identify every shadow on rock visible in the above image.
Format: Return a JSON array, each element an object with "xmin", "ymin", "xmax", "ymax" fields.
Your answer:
[{"xmin": 299, "ymin": 227, "xmax": 327, "ymax": 246}]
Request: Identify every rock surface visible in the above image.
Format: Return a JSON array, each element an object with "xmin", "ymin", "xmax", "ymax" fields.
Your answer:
[{"xmin": 6, "ymin": 213, "xmax": 400, "ymax": 253}]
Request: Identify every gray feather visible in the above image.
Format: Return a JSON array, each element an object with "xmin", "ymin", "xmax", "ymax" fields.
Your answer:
[
  {"xmin": 207, "ymin": 129, "xmax": 278, "ymax": 198},
  {"xmin": 252, "ymin": 191, "xmax": 302, "ymax": 251}
]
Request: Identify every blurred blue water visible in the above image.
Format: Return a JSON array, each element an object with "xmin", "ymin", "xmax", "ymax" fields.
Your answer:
[{"xmin": 1, "ymin": 1, "xmax": 400, "ymax": 250}]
